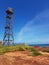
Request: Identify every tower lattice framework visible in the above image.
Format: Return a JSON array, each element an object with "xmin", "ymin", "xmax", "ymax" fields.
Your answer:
[{"xmin": 3, "ymin": 7, "xmax": 14, "ymax": 46}]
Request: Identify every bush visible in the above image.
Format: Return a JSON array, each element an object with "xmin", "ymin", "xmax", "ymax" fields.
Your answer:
[
  {"xmin": 30, "ymin": 47, "xmax": 41, "ymax": 56},
  {"xmin": 32, "ymin": 52, "xmax": 41, "ymax": 56},
  {"xmin": 43, "ymin": 49, "xmax": 49, "ymax": 53}
]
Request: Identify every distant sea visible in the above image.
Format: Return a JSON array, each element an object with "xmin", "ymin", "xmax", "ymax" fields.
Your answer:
[{"xmin": 29, "ymin": 44, "xmax": 49, "ymax": 47}]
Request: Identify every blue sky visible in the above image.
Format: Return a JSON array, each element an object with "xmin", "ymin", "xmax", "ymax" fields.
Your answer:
[{"xmin": 0, "ymin": 0, "xmax": 49, "ymax": 44}]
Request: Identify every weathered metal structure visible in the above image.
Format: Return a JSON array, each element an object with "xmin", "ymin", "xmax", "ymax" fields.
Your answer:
[{"xmin": 3, "ymin": 7, "xmax": 14, "ymax": 46}]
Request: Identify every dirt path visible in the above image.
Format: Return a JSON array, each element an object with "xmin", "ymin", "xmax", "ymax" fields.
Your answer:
[
  {"xmin": 4, "ymin": 51, "xmax": 33, "ymax": 60},
  {"xmin": 39, "ymin": 51, "xmax": 49, "ymax": 56},
  {"xmin": 0, "ymin": 51, "xmax": 49, "ymax": 65}
]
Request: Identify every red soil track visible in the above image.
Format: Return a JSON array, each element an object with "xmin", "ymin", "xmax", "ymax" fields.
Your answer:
[{"xmin": 0, "ymin": 51, "xmax": 49, "ymax": 65}]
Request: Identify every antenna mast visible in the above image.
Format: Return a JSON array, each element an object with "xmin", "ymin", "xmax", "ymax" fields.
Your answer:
[{"xmin": 3, "ymin": 7, "xmax": 14, "ymax": 46}]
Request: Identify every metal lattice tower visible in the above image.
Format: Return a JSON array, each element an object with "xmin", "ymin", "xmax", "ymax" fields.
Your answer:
[{"xmin": 3, "ymin": 7, "xmax": 14, "ymax": 46}]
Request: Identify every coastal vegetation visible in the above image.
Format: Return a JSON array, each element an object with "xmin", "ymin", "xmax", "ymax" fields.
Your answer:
[{"xmin": 0, "ymin": 45, "xmax": 41, "ymax": 56}]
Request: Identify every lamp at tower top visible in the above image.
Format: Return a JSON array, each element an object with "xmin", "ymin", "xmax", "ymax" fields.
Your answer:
[{"xmin": 6, "ymin": 7, "xmax": 13, "ymax": 14}]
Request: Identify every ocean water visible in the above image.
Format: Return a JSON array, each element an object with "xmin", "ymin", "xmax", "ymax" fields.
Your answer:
[{"xmin": 29, "ymin": 44, "xmax": 49, "ymax": 47}]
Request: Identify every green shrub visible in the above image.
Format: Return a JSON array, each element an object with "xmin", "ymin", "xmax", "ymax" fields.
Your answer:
[
  {"xmin": 43, "ymin": 49, "xmax": 49, "ymax": 53},
  {"xmin": 30, "ymin": 47, "xmax": 41, "ymax": 56},
  {"xmin": 32, "ymin": 52, "xmax": 41, "ymax": 56}
]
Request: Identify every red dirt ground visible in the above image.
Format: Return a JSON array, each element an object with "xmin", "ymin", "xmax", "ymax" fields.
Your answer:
[{"xmin": 0, "ymin": 51, "xmax": 49, "ymax": 65}]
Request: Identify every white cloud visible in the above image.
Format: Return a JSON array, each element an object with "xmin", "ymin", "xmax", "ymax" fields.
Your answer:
[{"xmin": 16, "ymin": 9, "xmax": 49, "ymax": 43}]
